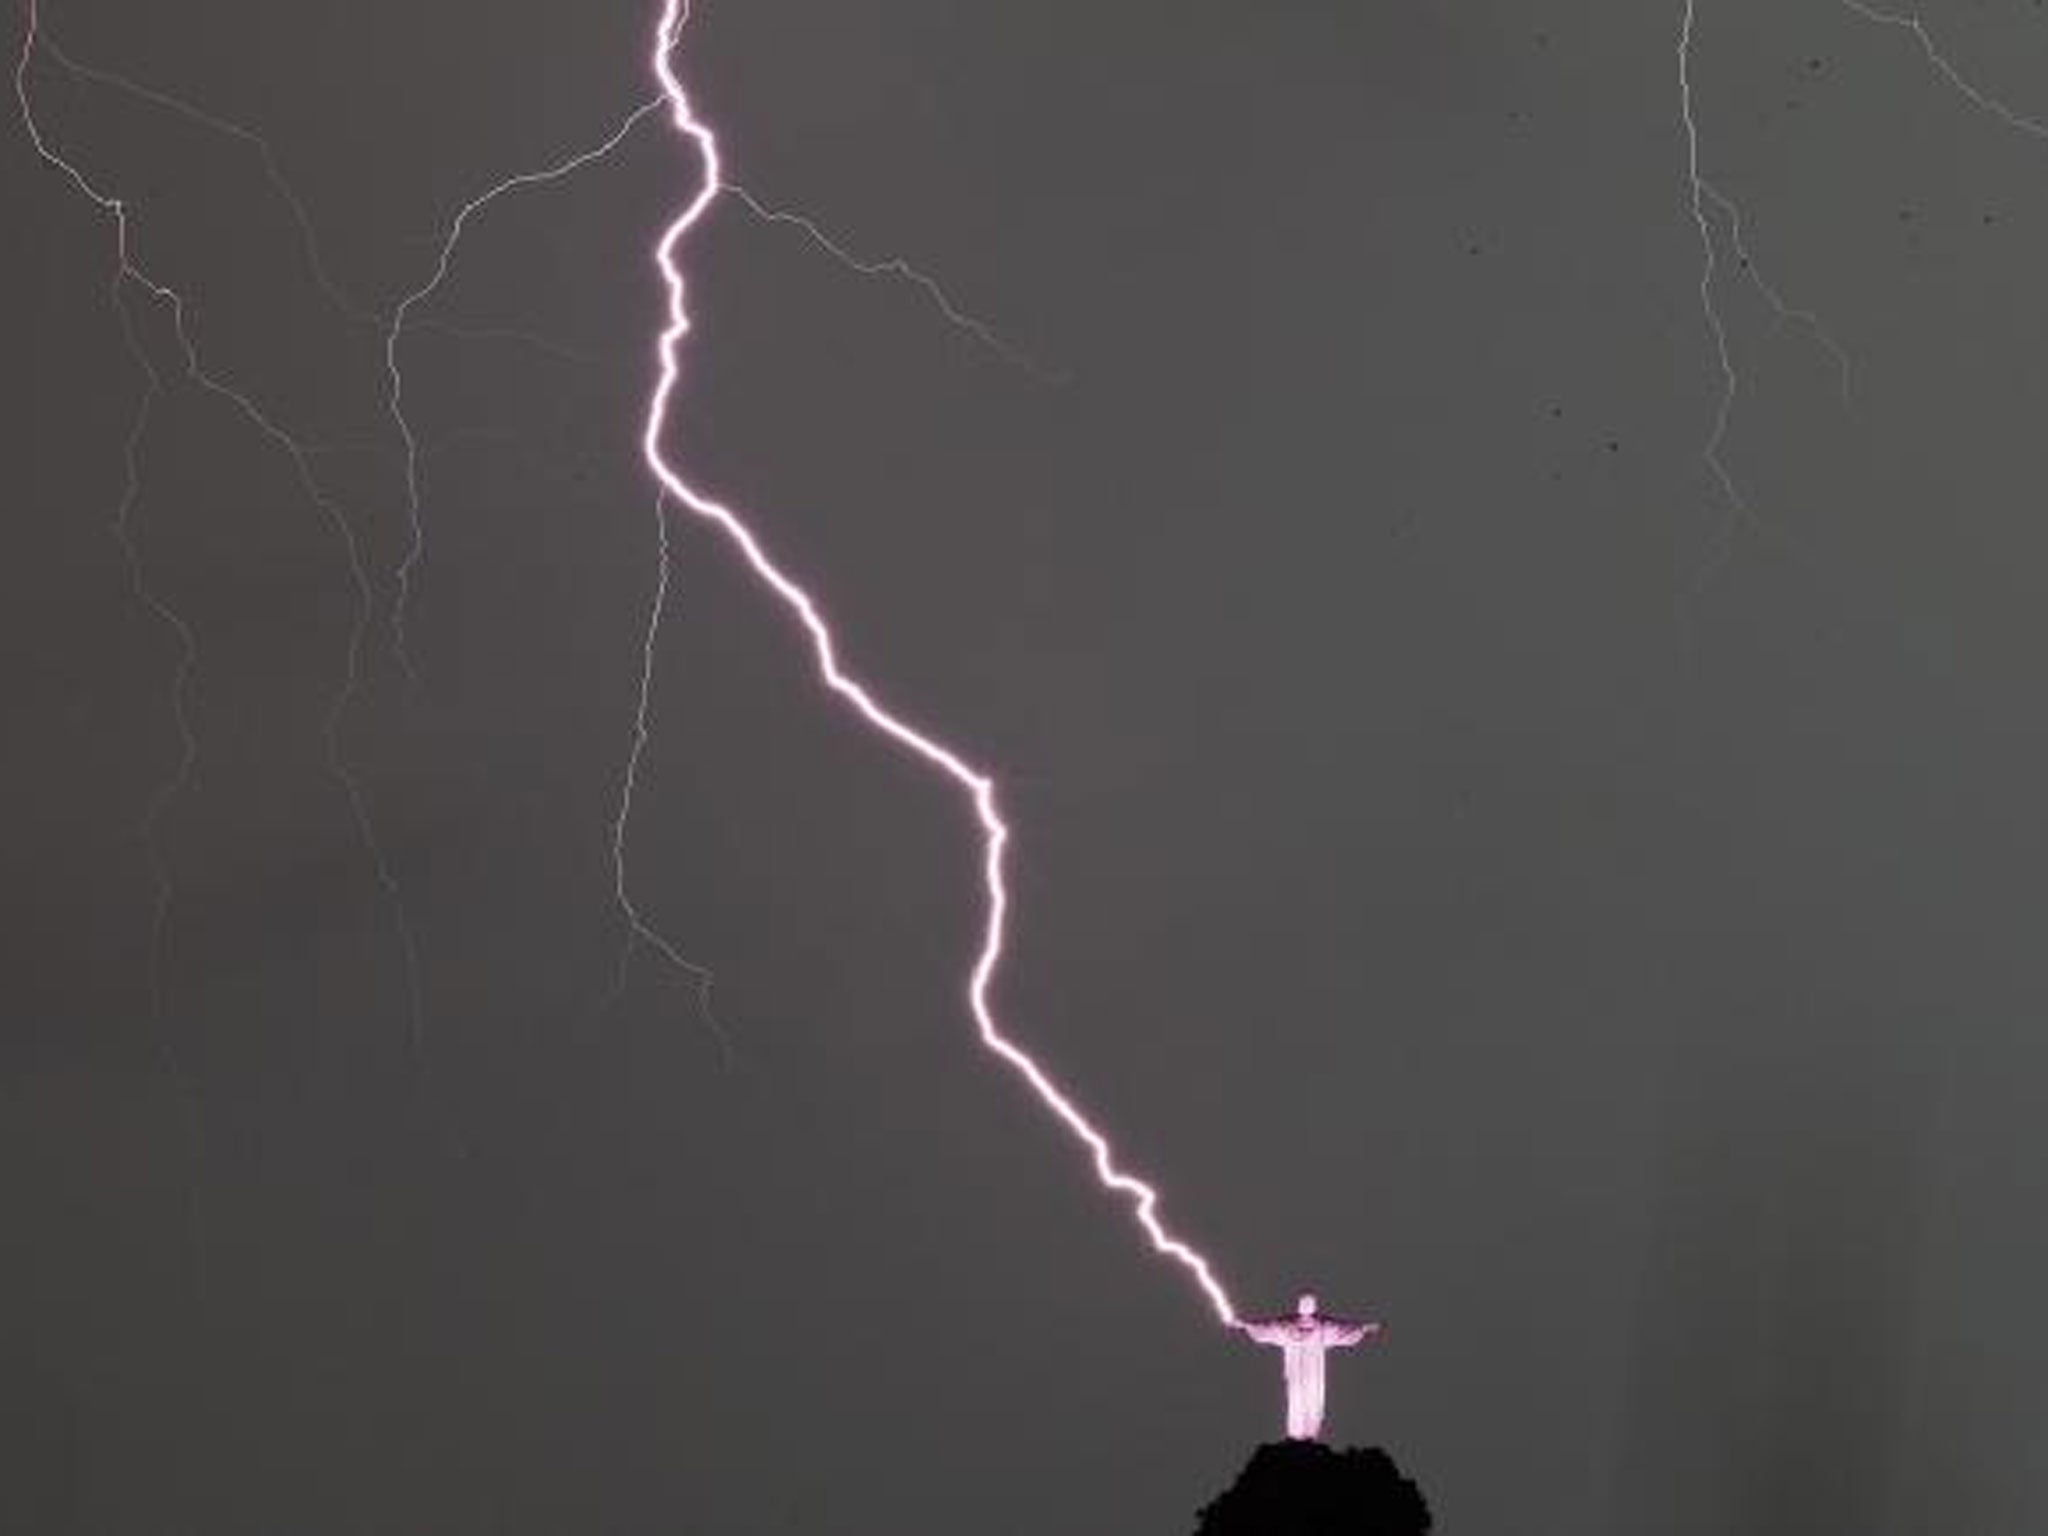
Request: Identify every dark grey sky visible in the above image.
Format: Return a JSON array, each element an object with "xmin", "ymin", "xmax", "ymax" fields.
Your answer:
[{"xmin": 9, "ymin": 0, "xmax": 2048, "ymax": 1531}]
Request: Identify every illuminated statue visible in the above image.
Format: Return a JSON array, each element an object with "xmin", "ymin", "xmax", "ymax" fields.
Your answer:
[{"xmin": 1240, "ymin": 1293, "xmax": 1380, "ymax": 1440}]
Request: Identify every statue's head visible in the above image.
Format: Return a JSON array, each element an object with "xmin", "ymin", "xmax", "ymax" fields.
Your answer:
[{"xmin": 1297, "ymin": 1292, "xmax": 1318, "ymax": 1320}]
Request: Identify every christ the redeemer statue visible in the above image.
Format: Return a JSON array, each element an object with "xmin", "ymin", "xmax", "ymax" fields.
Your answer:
[{"xmin": 1240, "ymin": 1293, "xmax": 1381, "ymax": 1440}]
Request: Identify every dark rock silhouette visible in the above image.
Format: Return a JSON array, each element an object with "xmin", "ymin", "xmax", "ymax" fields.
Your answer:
[{"xmin": 1194, "ymin": 1440, "xmax": 1432, "ymax": 1534}]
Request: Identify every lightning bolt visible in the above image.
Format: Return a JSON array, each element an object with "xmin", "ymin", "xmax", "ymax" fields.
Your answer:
[
  {"xmin": 381, "ymin": 101, "xmax": 1050, "ymax": 683},
  {"xmin": 32, "ymin": 33, "xmax": 375, "ymax": 327},
  {"xmin": 722, "ymin": 183, "xmax": 1063, "ymax": 383},
  {"xmin": 104, "ymin": 218, "xmax": 209, "ymax": 1301},
  {"xmin": 1700, "ymin": 178, "xmax": 1853, "ymax": 410},
  {"xmin": 1835, "ymin": 0, "xmax": 2048, "ymax": 140},
  {"xmin": 19, "ymin": 0, "xmax": 1237, "ymax": 1327},
  {"xmin": 15, "ymin": 1, "xmax": 430, "ymax": 1069},
  {"xmin": 366, "ymin": 76, "xmax": 1049, "ymax": 1051},
  {"xmin": 641, "ymin": 1, "xmax": 1240, "ymax": 1326},
  {"xmin": 1676, "ymin": 0, "xmax": 1750, "ymax": 581},
  {"xmin": 1673, "ymin": 3, "xmax": 1863, "ymax": 601},
  {"xmin": 597, "ymin": 490, "xmax": 727, "ymax": 1053},
  {"xmin": 98, "ymin": 216, "xmax": 197, "ymax": 1085},
  {"xmin": 1664, "ymin": 0, "xmax": 2048, "ymax": 723},
  {"xmin": 1677, "ymin": 0, "xmax": 2048, "ymax": 461},
  {"xmin": 382, "ymin": 96, "xmax": 670, "ymax": 685},
  {"xmin": 22, "ymin": 28, "xmax": 713, "ymax": 1071}
]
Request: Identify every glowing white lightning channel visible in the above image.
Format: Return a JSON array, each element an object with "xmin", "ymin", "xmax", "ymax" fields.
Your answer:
[
  {"xmin": 35, "ymin": 63, "xmax": 723, "ymax": 1043},
  {"xmin": 30, "ymin": 26, "xmax": 1007, "ymax": 1068},
  {"xmin": 1672, "ymin": 4, "xmax": 1860, "ymax": 596},
  {"xmin": 372, "ymin": 92, "xmax": 1036, "ymax": 1047},
  {"xmin": 103, "ymin": 217, "xmax": 209, "ymax": 1301},
  {"xmin": 598, "ymin": 490, "xmax": 728, "ymax": 1053},
  {"xmin": 1699, "ymin": 178, "xmax": 1854, "ymax": 410},
  {"xmin": 97, "ymin": 224, "xmax": 197, "ymax": 1052},
  {"xmin": 1676, "ymin": 0, "xmax": 1750, "ymax": 576},
  {"xmin": 381, "ymin": 102, "xmax": 1046, "ymax": 680},
  {"xmin": 1665, "ymin": 0, "xmax": 2038, "ymax": 677},
  {"xmin": 15, "ymin": 0, "xmax": 430, "ymax": 1065},
  {"xmin": 38, "ymin": 38, "xmax": 657, "ymax": 387},
  {"xmin": 20, "ymin": 0, "xmax": 1231, "ymax": 1324},
  {"xmin": 641, "ymin": 2, "xmax": 1241, "ymax": 1326},
  {"xmin": 384, "ymin": 97, "xmax": 669, "ymax": 682},
  {"xmin": 1835, "ymin": 0, "xmax": 2048, "ymax": 140},
  {"xmin": 723, "ymin": 183, "xmax": 1061, "ymax": 382},
  {"xmin": 35, "ymin": 35, "xmax": 375, "ymax": 327}
]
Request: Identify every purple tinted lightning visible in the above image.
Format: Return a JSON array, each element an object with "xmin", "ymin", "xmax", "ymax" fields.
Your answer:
[{"xmin": 640, "ymin": 1, "xmax": 1240, "ymax": 1328}]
